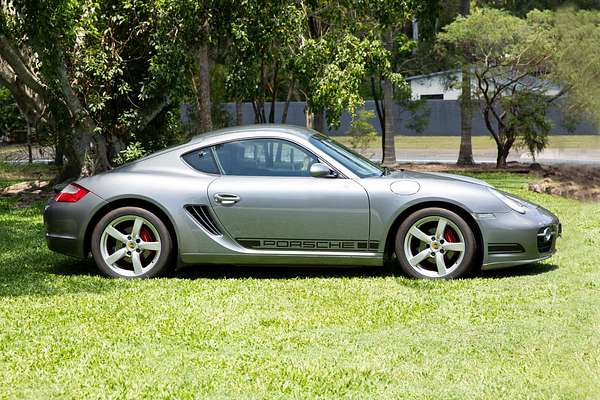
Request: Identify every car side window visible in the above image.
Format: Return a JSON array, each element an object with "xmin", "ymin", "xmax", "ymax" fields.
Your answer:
[
  {"xmin": 182, "ymin": 148, "xmax": 220, "ymax": 174},
  {"xmin": 213, "ymin": 138, "xmax": 318, "ymax": 177}
]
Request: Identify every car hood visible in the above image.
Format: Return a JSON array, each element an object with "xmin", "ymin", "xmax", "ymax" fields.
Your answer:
[{"xmin": 386, "ymin": 170, "xmax": 493, "ymax": 188}]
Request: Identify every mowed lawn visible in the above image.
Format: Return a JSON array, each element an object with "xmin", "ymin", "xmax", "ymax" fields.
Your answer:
[
  {"xmin": 335, "ymin": 134, "xmax": 600, "ymax": 152},
  {"xmin": 0, "ymin": 164, "xmax": 599, "ymax": 399}
]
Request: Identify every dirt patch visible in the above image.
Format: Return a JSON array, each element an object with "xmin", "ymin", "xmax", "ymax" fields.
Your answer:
[
  {"xmin": 394, "ymin": 161, "xmax": 532, "ymax": 174},
  {"xmin": 527, "ymin": 164, "xmax": 600, "ymax": 201}
]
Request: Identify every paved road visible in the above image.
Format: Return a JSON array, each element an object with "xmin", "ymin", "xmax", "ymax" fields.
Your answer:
[{"xmin": 364, "ymin": 148, "xmax": 600, "ymax": 165}]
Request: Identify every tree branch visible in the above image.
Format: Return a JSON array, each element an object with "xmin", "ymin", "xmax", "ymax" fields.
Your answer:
[
  {"xmin": 136, "ymin": 95, "xmax": 170, "ymax": 132},
  {"xmin": 0, "ymin": 35, "xmax": 50, "ymax": 100}
]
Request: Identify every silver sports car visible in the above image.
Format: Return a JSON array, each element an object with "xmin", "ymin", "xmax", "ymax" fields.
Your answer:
[{"xmin": 44, "ymin": 125, "xmax": 561, "ymax": 279}]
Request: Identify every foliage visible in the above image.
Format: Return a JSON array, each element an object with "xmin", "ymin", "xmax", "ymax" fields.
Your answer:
[
  {"xmin": 547, "ymin": 9, "xmax": 600, "ymax": 129},
  {"xmin": 297, "ymin": 33, "xmax": 398, "ymax": 129},
  {"xmin": 504, "ymin": 92, "xmax": 552, "ymax": 161},
  {"xmin": 439, "ymin": 8, "xmax": 560, "ymax": 167},
  {"xmin": 112, "ymin": 141, "xmax": 147, "ymax": 166},
  {"xmin": 0, "ymin": 0, "xmax": 196, "ymax": 178},
  {"xmin": 0, "ymin": 87, "xmax": 24, "ymax": 141},
  {"xmin": 478, "ymin": 0, "xmax": 600, "ymax": 17},
  {"xmin": 0, "ymin": 164, "xmax": 599, "ymax": 398},
  {"xmin": 348, "ymin": 110, "xmax": 377, "ymax": 150}
]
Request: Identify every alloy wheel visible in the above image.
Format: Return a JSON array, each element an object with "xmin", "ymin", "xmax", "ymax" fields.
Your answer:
[
  {"xmin": 403, "ymin": 216, "xmax": 466, "ymax": 278},
  {"xmin": 99, "ymin": 215, "xmax": 162, "ymax": 277}
]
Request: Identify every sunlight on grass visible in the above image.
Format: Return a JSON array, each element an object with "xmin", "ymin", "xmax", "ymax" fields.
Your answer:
[{"xmin": 0, "ymin": 166, "xmax": 598, "ymax": 399}]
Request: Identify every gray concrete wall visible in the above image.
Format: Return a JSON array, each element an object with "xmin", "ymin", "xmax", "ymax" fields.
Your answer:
[{"xmin": 217, "ymin": 100, "xmax": 598, "ymax": 136}]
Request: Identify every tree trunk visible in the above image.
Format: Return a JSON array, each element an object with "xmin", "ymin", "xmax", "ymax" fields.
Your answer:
[
  {"xmin": 382, "ymin": 79, "xmax": 396, "ymax": 165},
  {"xmin": 235, "ymin": 100, "xmax": 243, "ymax": 125},
  {"xmin": 496, "ymin": 148, "xmax": 508, "ymax": 169},
  {"xmin": 457, "ymin": 0, "xmax": 473, "ymax": 166},
  {"xmin": 382, "ymin": 31, "xmax": 396, "ymax": 166},
  {"xmin": 268, "ymin": 62, "xmax": 279, "ymax": 124},
  {"xmin": 25, "ymin": 118, "xmax": 32, "ymax": 164},
  {"xmin": 457, "ymin": 66, "xmax": 474, "ymax": 165},
  {"xmin": 281, "ymin": 82, "xmax": 294, "ymax": 124},
  {"xmin": 59, "ymin": 127, "xmax": 92, "ymax": 181},
  {"xmin": 54, "ymin": 132, "xmax": 64, "ymax": 166},
  {"xmin": 313, "ymin": 111, "xmax": 325, "ymax": 133},
  {"xmin": 305, "ymin": 107, "xmax": 314, "ymax": 129},
  {"xmin": 195, "ymin": 43, "xmax": 212, "ymax": 133},
  {"xmin": 495, "ymin": 139, "xmax": 512, "ymax": 169},
  {"xmin": 92, "ymin": 134, "xmax": 111, "ymax": 173}
]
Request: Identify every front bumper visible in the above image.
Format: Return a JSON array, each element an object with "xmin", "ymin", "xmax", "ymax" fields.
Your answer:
[
  {"xmin": 43, "ymin": 192, "xmax": 106, "ymax": 258},
  {"xmin": 478, "ymin": 205, "xmax": 561, "ymax": 270}
]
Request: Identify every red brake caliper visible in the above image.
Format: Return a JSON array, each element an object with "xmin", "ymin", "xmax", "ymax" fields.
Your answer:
[
  {"xmin": 139, "ymin": 227, "xmax": 155, "ymax": 260},
  {"xmin": 443, "ymin": 227, "xmax": 458, "ymax": 243}
]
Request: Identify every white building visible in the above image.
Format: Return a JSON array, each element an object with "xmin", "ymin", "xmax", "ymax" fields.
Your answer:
[{"xmin": 406, "ymin": 70, "xmax": 561, "ymax": 101}]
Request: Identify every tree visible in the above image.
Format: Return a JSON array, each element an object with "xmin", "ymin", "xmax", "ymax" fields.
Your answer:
[
  {"xmin": 456, "ymin": 0, "xmax": 474, "ymax": 165},
  {"xmin": 0, "ymin": 0, "xmax": 196, "ymax": 180},
  {"xmin": 224, "ymin": 1, "xmax": 302, "ymax": 125},
  {"xmin": 549, "ymin": 9, "xmax": 600, "ymax": 128},
  {"xmin": 224, "ymin": 1, "xmax": 406, "ymax": 133},
  {"xmin": 358, "ymin": 0, "xmax": 440, "ymax": 165},
  {"xmin": 440, "ymin": 8, "xmax": 561, "ymax": 168}
]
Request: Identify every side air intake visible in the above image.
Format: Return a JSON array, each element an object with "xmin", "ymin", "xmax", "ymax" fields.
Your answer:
[{"xmin": 185, "ymin": 205, "xmax": 222, "ymax": 236}]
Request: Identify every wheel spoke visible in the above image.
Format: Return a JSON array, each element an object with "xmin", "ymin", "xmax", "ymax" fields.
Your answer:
[
  {"xmin": 435, "ymin": 252, "xmax": 448, "ymax": 275},
  {"xmin": 105, "ymin": 248, "xmax": 127, "ymax": 265},
  {"xmin": 139, "ymin": 241, "xmax": 160, "ymax": 251},
  {"xmin": 131, "ymin": 217, "xmax": 143, "ymax": 238},
  {"xmin": 105, "ymin": 226, "xmax": 128, "ymax": 243},
  {"xmin": 408, "ymin": 249, "xmax": 431, "ymax": 267},
  {"xmin": 435, "ymin": 218, "xmax": 448, "ymax": 239},
  {"xmin": 443, "ymin": 242, "xmax": 465, "ymax": 252},
  {"xmin": 409, "ymin": 226, "xmax": 432, "ymax": 243},
  {"xmin": 131, "ymin": 252, "xmax": 143, "ymax": 275}
]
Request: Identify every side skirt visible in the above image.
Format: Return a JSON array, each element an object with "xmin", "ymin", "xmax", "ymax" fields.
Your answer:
[{"xmin": 180, "ymin": 251, "xmax": 384, "ymax": 266}]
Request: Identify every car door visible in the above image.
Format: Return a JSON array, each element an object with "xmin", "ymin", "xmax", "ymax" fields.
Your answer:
[{"xmin": 206, "ymin": 138, "xmax": 371, "ymax": 252}]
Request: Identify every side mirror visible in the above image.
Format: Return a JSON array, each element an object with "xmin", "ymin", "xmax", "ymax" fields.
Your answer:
[{"xmin": 309, "ymin": 163, "xmax": 337, "ymax": 178}]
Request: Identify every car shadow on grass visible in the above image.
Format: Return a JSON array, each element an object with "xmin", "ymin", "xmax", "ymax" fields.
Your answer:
[
  {"xmin": 173, "ymin": 264, "xmax": 394, "ymax": 280},
  {"xmin": 479, "ymin": 262, "xmax": 558, "ymax": 279},
  {"xmin": 172, "ymin": 262, "xmax": 558, "ymax": 280},
  {"xmin": 20, "ymin": 259, "xmax": 558, "ymax": 291}
]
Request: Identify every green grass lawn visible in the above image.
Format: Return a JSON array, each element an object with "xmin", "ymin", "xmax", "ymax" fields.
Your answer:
[
  {"xmin": 335, "ymin": 134, "xmax": 600, "ymax": 152},
  {"xmin": 0, "ymin": 166, "xmax": 599, "ymax": 399}
]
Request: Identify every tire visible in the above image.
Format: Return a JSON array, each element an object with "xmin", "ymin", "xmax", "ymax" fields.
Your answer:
[
  {"xmin": 394, "ymin": 207, "xmax": 477, "ymax": 279},
  {"xmin": 91, "ymin": 206, "xmax": 173, "ymax": 278}
]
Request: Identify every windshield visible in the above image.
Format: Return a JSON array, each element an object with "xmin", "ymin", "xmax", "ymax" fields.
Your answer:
[{"xmin": 309, "ymin": 134, "xmax": 383, "ymax": 178}]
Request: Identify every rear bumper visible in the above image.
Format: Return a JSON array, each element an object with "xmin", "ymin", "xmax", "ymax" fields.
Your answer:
[
  {"xmin": 43, "ymin": 192, "xmax": 106, "ymax": 258},
  {"xmin": 45, "ymin": 233, "xmax": 81, "ymax": 258}
]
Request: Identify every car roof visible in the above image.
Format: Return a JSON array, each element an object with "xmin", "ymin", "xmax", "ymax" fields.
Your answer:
[
  {"xmin": 112, "ymin": 124, "xmax": 319, "ymax": 171},
  {"xmin": 189, "ymin": 124, "xmax": 317, "ymax": 144}
]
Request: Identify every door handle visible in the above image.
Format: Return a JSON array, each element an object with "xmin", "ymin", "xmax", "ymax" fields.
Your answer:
[{"xmin": 214, "ymin": 193, "xmax": 240, "ymax": 206}]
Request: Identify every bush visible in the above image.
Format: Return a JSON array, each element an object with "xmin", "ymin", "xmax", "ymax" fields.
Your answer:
[{"xmin": 348, "ymin": 110, "xmax": 377, "ymax": 151}]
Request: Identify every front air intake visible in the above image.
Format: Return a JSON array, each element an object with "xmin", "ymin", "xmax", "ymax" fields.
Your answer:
[
  {"xmin": 185, "ymin": 205, "xmax": 222, "ymax": 236},
  {"xmin": 537, "ymin": 226, "xmax": 556, "ymax": 253}
]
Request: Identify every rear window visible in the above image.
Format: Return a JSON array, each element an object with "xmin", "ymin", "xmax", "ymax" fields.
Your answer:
[{"xmin": 182, "ymin": 148, "xmax": 220, "ymax": 174}]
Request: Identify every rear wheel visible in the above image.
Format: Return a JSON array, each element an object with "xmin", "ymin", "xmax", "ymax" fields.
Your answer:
[
  {"xmin": 91, "ymin": 207, "xmax": 173, "ymax": 278},
  {"xmin": 395, "ymin": 207, "xmax": 476, "ymax": 279}
]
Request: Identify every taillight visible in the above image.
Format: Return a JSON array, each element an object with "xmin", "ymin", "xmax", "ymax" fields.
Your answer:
[{"xmin": 54, "ymin": 183, "xmax": 89, "ymax": 203}]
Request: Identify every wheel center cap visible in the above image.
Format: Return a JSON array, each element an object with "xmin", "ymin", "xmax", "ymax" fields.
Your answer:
[
  {"xmin": 127, "ymin": 241, "xmax": 136, "ymax": 249},
  {"xmin": 431, "ymin": 242, "xmax": 440, "ymax": 251}
]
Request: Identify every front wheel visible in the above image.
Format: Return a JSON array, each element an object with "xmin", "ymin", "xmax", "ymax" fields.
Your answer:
[
  {"xmin": 91, "ymin": 207, "xmax": 173, "ymax": 278},
  {"xmin": 395, "ymin": 207, "xmax": 477, "ymax": 279}
]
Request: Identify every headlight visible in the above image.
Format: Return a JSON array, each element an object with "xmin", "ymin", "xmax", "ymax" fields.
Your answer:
[{"xmin": 488, "ymin": 188, "xmax": 526, "ymax": 214}]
